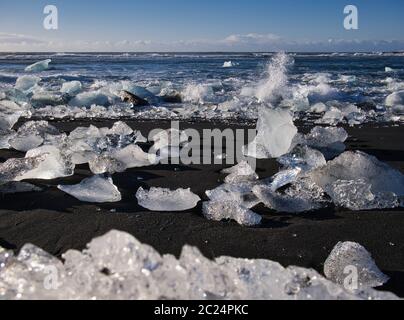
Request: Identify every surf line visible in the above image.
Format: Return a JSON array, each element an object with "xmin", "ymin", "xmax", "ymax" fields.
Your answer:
[{"xmin": 154, "ymin": 304, "xmax": 189, "ymax": 318}]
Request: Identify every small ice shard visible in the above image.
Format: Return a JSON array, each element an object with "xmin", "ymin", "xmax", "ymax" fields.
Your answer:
[
  {"xmin": 252, "ymin": 183, "xmax": 325, "ymax": 213},
  {"xmin": 16, "ymin": 145, "xmax": 74, "ymax": 181},
  {"xmin": 223, "ymin": 61, "xmax": 234, "ymax": 68},
  {"xmin": 243, "ymin": 107, "xmax": 297, "ymax": 159},
  {"xmin": 89, "ymin": 154, "xmax": 125, "ymax": 174},
  {"xmin": 309, "ymin": 151, "xmax": 404, "ymax": 210},
  {"xmin": 69, "ymin": 91, "xmax": 110, "ymax": 107},
  {"xmin": 222, "ymin": 161, "xmax": 259, "ymax": 184},
  {"xmin": 136, "ymin": 187, "xmax": 201, "ymax": 211},
  {"xmin": 385, "ymin": 90, "xmax": 404, "ymax": 107},
  {"xmin": 61, "ymin": 81, "xmax": 82, "ymax": 96},
  {"xmin": 300, "ymin": 126, "xmax": 348, "ymax": 159},
  {"xmin": 324, "ymin": 242, "xmax": 389, "ymax": 290},
  {"xmin": 278, "ymin": 145, "xmax": 327, "ymax": 172},
  {"xmin": 202, "ymin": 201, "xmax": 262, "ymax": 226},
  {"xmin": 113, "ymin": 145, "xmax": 157, "ymax": 169},
  {"xmin": 206, "ymin": 182, "xmax": 261, "ymax": 209},
  {"xmin": 58, "ymin": 175, "xmax": 121, "ymax": 203},
  {"xmin": 15, "ymin": 75, "xmax": 41, "ymax": 93},
  {"xmin": 0, "ymin": 155, "xmax": 46, "ymax": 184},
  {"xmin": 24, "ymin": 59, "xmax": 52, "ymax": 72},
  {"xmin": 0, "ymin": 181, "xmax": 42, "ymax": 194}
]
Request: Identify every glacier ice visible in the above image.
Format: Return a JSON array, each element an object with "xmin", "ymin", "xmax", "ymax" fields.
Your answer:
[
  {"xmin": 136, "ymin": 187, "xmax": 201, "ymax": 211},
  {"xmin": 308, "ymin": 151, "xmax": 404, "ymax": 210},
  {"xmin": 16, "ymin": 145, "xmax": 74, "ymax": 181},
  {"xmin": 15, "ymin": 75, "xmax": 41, "ymax": 93},
  {"xmin": 69, "ymin": 91, "xmax": 110, "ymax": 107},
  {"xmin": 61, "ymin": 81, "xmax": 82, "ymax": 96},
  {"xmin": 324, "ymin": 242, "xmax": 389, "ymax": 290},
  {"xmin": 243, "ymin": 107, "xmax": 297, "ymax": 159},
  {"xmin": 0, "ymin": 100, "xmax": 30, "ymax": 131},
  {"xmin": 0, "ymin": 155, "xmax": 46, "ymax": 184},
  {"xmin": 223, "ymin": 61, "xmax": 235, "ymax": 68},
  {"xmin": 278, "ymin": 145, "xmax": 327, "ymax": 172},
  {"xmin": 0, "ymin": 130, "xmax": 16, "ymax": 150},
  {"xmin": 0, "ymin": 230, "xmax": 398, "ymax": 300},
  {"xmin": 385, "ymin": 91, "xmax": 404, "ymax": 107},
  {"xmin": 88, "ymin": 154, "xmax": 126, "ymax": 175},
  {"xmin": 222, "ymin": 161, "xmax": 259, "ymax": 184},
  {"xmin": 24, "ymin": 59, "xmax": 52, "ymax": 72},
  {"xmin": 112, "ymin": 145, "xmax": 157, "ymax": 169},
  {"xmin": 202, "ymin": 201, "xmax": 262, "ymax": 226},
  {"xmin": 206, "ymin": 182, "xmax": 260, "ymax": 209},
  {"xmin": 58, "ymin": 175, "xmax": 121, "ymax": 203}
]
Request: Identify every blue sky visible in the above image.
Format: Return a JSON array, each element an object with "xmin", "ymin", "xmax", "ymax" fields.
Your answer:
[{"xmin": 1, "ymin": 0, "xmax": 404, "ymax": 51}]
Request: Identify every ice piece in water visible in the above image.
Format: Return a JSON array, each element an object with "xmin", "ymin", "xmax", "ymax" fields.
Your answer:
[
  {"xmin": 278, "ymin": 145, "xmax": 327, "ymax": 171},
  {"xmin": 136, "ymin": 187, "xmax": 201, "ymax": 211},
  {"xmin": 69, "ymin": 91, "xmax": 110, "ymax": 107},
  {"xmin": 0, "ymin": 155, "xmax": 46, "ymax": 184},
  {"xmin": 113, "ymin": 145, "xmax": 157, "ymax": 169},
  {"xmin": 24, "ymin": 59, "xmax": 51, "ymax": 72},
  {"xmin": 15, "ymin": 75, "xmax": 40, "ymax": 93},
  {"xmin": 31, "ymin": 91, "xmax": 68, "ymax": 108},
  {"xmin": 16, "ymin": 145, "xmax": 74, "ymax": 181},
  {"xmin": 243, "ymin": 107, "xmax": 297, "ymax": 159},
  {"xmin": 0, "ymin": 130, "xmax": 16, "ymax": 150},
  {"xmin": 61, "ymin": 81, "xmax": 82, "ymax": 96},
  {"xmin": 324, "ymin": 242, "xmax": 389, "ymax": 290},
  {"xmin": 58, "ymin": 175, "xmax": 121, "ymax": 203},
  {"xmin": 222, "ymin": 161, "xmax": 259, "ymax": 184},
  {"xmin": 0, "ymin": 100, "xmax": 29, "ymax": 131},
  {"xmin": 89, "ymin": 154, "xmax": 125, "ymax": 174},
  {"xmin": 0, "ymin": 230, "xmax": 399, "ymax": 300},
  {"xmin": 223, "ymin": 61, "xmax": 234, "ymax": 68},
  {"xmin": 309, "ymin": 151, "xmax": 404, "ymax": 209},
  {"xmin": 0, "ymin": 181, "xmax": 42, "ymax": 194},
  {"xmin": 202, "ymin": 201, "xmax": 262, "ymax": 226},
  {"xmin": 385, "ymin": 90, "xmax": 404, "ymax": 107}
]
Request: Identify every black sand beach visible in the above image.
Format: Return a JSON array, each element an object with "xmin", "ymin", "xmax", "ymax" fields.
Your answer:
[{"xmin": 0, "ymin": 120, "xmax": 403, "ymax": 297}]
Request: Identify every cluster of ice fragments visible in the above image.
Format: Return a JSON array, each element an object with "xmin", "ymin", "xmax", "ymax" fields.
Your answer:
[
  {"xmin": 203, "ymin": 108, "xmax": 404, "ymax": 226},
  {"xmin": 0, "ymin": 230, "xmax": 396, "ymax": 300}
]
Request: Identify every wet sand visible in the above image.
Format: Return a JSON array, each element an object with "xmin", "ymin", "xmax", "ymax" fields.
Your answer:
[{"xmin": 0, "ymin": 119, "xmax": 403, "ymax": 297}]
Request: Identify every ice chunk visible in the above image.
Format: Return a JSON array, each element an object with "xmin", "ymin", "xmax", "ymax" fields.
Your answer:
[
  {"xmin": 15, "ymin": 75, "xmax": 40, "ymax": 93},
  {"xmin": 243, "ymin": 107, "xmax": 297, "ymax": 159},
  {"xmin": 385, "ymin": 90, "xmax": 404, "ymax": 107},
  {"xmin": 16, "ymin": 145, "xmax": 74, "ymax": 181},
  {"xmin": 206, "ymin": 182, "xmax": 260, "ymax": 209},
  {"xmin": 222, "ymin": 161, "xmax": 258, "ymax": 184},
  {"xmin": 0, "ymin": 100, "xmax": 28, "ymax": 130},
  {"xmin": 0, "ymin": 230, "xmax": 398, "ymax": 300},
  {"xmin": 113, "ymin": 145, "xmax": 157, "ymax": 169},
  {"xmin": 278, "ymin": 145, "xmax": 327, "ymax": 172},
  {"xmin": 89, "ymin": 154, "xmax": 125, "ymax": 174},
  {"xmin": 0, "ymin": 155, "xmax": 46, "ymax": 184},
  {"xmin": 385, "ymin": 67, "xmax": 394, "ymax": 73},
  {"xmin": 58, "ymin": 175, "xmax": 121, "ymax": 203},
  {"xmin": 69, "ymin": 91, "xmax": 110, "ymax": 107},
  {"xmin": 24, "ymin": 59, "xmax": 51, "ymax": 72},
  {"xmin": 150, "ymin": 128, "xmax": 188, "ymax": 151},
  {"xmin": 202, "ymin": 201, "xmax": 262, "ymax": 226},
  {"xmin": 0, "ymin": 130, "xmax": 16, "ymax": 149},
  {"xmin": 252, "ymin": 182, "xmax": 325, "ymax": 213},
  {"xmin": 0, "ymin": 181, "xmax": 42, "ymax": 194},
  {"xmin": 136, "ymin": 187, "xmax": 201, "ymax": 211},
  {"xmin": 182, "ymin": 83, "xmax": 214, "ymax": 104},
  {"xmin": 61, "ymin": 81, "xmax": 82, "ymax": 96},
  {"xmin": 309, "ymin": 151, "xmax": 404, "ymax": 210},
  {"xmin": 324, "ymin": 242, "xmax": 389, "ymax": 290},
  {"xmin": 223, "ymin": 61, "xmax": 235, "ymax": 68},
  {"xmin": 31, "ymin": 91, "xmax": 69, "ymax": 108}
]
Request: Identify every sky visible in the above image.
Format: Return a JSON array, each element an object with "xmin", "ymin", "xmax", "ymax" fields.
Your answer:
[{"xmin": 1, "ymin": 0, "xmax": 404, "ymax": 52}]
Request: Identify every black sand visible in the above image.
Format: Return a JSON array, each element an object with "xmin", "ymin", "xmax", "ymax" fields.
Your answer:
[{"xmin": 0, "ymin": 119, "xmax": 403, "ymax": 297}]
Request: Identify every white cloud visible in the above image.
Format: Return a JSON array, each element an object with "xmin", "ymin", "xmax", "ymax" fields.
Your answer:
[{"xmin": 0, "ymin": 32, "xmax": 404, "ymax": 52}]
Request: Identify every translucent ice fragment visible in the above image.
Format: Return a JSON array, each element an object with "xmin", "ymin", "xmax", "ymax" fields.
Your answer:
[
  {"xmin": 136, "ymin": 187, "xmax": 201, "ymax": 211},
  {"xmin": 69, "ymin": 91, "xmax": 110, "ymax": 107},
  {"xmin": 202, "ymin": 201, "xmax": 262, "ymax": 226},
  {"xmin": 58, "ymin": 175, "xmax": 121, "ymax": 203},
  {"xmin": 385, "ymin": 90, "xmax": 404, "ymax": 107},
  {"xmin": 324, "ymin": 242, "xmax": 389, "ymax": 289},
  {"xmin": 222, "ymin": 161, "xmax": 258, "ymax": 184},
  {"xmin": 243, "ymin": 107, "xmax": 297, "ymax": 159},
  {"xmin": 61, "ymin": 81, "xmax": 82, "ymax": 96},
  {"xmin": 0, "ymin": 155, "xmax": 46, "ymax": 184},
  {"xmin": 15, "ymin": 75, "xmax": 40, "ymax": 93}
]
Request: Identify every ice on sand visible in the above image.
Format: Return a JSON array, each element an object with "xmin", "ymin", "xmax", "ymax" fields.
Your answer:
[
  {"xmin": 136, "ymin": 187, "xmax": 201, "ymax": 211},
  {"xmin": 113, "ymin": 145, "xmax": 157, "ymax": 169},
  {"xmin": 222, "ymin": 161, "xmax": 259, "ymax": 184},
  {"xmin": 309, "ymin": 151, "xmax": 404, "ymax": 210},
  {"xmin": 15, "ymin": 145, "xmax": 74, "ymax": 181},
  {"xmin": 0, "ymin": 230, "xmax": 398, "ymax": 300},
  {"xmin": 58, "ymin": 175, "xmax": 121, "ymax": 203},
  {"xmin": 0, "ymin": 100, "xmax": 30, "ymax": 131},
  {"xmin": 243, "ymin": 107, "xmax": 297, "ymax": 159},
  {"xmin": 202, "ymin": 201, "xmax": 262, "ymax": 226},
  {"xmin": 24, "ymin": 59, "xmax": 52, "ymax": 72},
  {"xmin": 0, "ymin": 130, "xmax": 16, "ymax": 150},
  {"xmin": 0, "ymin": 155, "xmax": 46, "ymax": 184},
  {"xmin": 278, "ymin": 145, "xmax": 326, "ymax": 172},
  {"xmin": 324, "ymin": 242, "xmax": 389, "ymax": 290}
]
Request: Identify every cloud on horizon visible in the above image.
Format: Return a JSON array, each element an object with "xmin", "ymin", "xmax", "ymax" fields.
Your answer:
[{"xmin": 1, "ymin": 32, "xmax": 404, "ymax": 52}]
